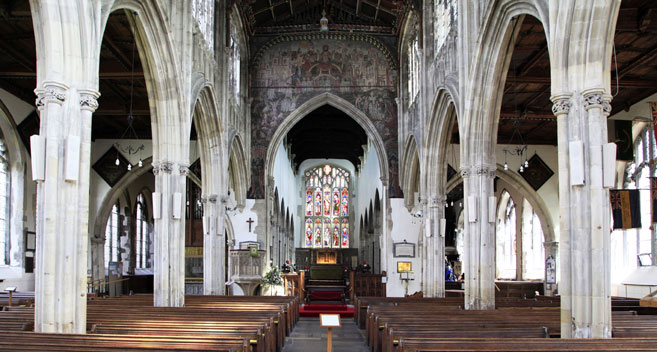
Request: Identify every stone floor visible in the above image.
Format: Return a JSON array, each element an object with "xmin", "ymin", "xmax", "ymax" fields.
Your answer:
[{"xmin": 282, "ymin": 317, "xmax": 370, "ymax": 352}]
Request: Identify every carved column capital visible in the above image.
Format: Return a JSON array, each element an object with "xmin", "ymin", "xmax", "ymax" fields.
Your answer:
[
  {"xmin": 152, "ymin": 161, "xmax": 173, "ymax": 175},
  {"xmin": 179, "ymin": 164, "xmax": 190, "ymax": 176},
  {"xmin": 79, "ymin": 89, "xmax": 100, "ymax": 112},
  {"xmin": 379, "ymin": 176, "xmax": 389, "ymax": 187},
  {"xmin": 550, "ymin": 94, "xmax": 572, "ymax": 116},
  {"xmin": 459, "ymin": 167, "xmax": 471, "ymax": 178},
  {"xmin": 34, "ymin": 81, "xmax": 68, "ymax": 109},
  {"xmin": 476, "ymin": 166, "xmax": 496, "ymax": 178},
  {"xmin": 429, "ymin": 195, "xmax": 447, "ymax": 208},
  {"xmin": 208, "ymin": 194, "xmax": 218, "ymax": 203},
  {"xmin": 582, "ymin": 90, "xmax": 612, "ymax": 113}
]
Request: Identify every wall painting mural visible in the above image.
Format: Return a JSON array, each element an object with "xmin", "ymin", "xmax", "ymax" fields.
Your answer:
[{"xmin": 248, "ymin": 34, "xmax": 402, "ymax": 198}]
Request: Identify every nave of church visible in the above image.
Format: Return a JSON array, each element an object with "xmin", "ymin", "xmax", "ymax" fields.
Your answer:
[{"xmin": 0, "ymin": 0, "xmax": 657, "ymax": 350}]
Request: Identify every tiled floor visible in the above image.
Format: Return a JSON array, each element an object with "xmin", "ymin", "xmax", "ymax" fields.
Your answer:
[{"xmin": 283, "ymin": 317, "xmax": 370, "ymax": 352}]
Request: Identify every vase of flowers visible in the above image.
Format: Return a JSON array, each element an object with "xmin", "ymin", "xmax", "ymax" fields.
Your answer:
[{"xmin": 261, "ymin": 265, "xmax": 283, "ymax": 296}]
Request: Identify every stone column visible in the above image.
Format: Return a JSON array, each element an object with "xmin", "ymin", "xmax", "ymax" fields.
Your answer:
[
  {"xmin": 461, "ymin": 166, "xmax": 496, "ymax": 310},
  {"xmin": 429, "ymin": 196, "xmax": 446, "ymax": 297},
  {"xmin": 203, "ymin": 194, "xmax": 226, "ymax": 295},
  {"xmin": 553, "ymin": 91, "xmax": 612, "ymax": 338},
  {"xmin": 544, "ymin": 240, "xmax": 559, "ymax": 296},
  {"xmin": 152, "ymin": 161, "xmax": 187, "ymax": 307},
  {"xmin": 34, "ymin": 85, "xmax": 98, "ymax": 333},
  {"xmin": 380, "ymin": 178, "xmax": 390, "ymax": 284}
]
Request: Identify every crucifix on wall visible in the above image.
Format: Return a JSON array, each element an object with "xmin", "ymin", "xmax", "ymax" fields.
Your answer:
[{"xmin": 246, "ymin": 217, "xmax": 254, "ymax": 232}]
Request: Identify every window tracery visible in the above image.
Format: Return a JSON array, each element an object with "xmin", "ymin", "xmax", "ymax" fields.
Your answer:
[{"xmin": 304, "ymin": 165, "xmax": 350, "ymax": 248}]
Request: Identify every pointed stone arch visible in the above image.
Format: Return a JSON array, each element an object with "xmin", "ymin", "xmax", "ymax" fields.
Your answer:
[{"xmin": 265, "ymin": 93, "xmax": 389, "ymax": 187}]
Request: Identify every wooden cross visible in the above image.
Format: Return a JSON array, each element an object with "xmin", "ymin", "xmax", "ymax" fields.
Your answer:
[{"xmin": 247, "ymin": 217, "xmax": 254, "ymax": 232}]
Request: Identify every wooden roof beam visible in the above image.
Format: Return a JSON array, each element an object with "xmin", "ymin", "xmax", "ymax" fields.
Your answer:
[
  {"xmin": 517, "ymin": 44, "xmax": 548, "ymax": 76},
  {"xmin": 362, "ymin": 0, "xmax": 396, "ymax": 15},
  {"xmin": 356, "ymin": 0, "xmax": 361, "ymax": 16},
  {"xmin": 617, "ymin": 44, "xmax": 657, "ymax": 80},
  {"xmin": 374, "ymin": 0, "xmax": 381, "ymax": 21}
]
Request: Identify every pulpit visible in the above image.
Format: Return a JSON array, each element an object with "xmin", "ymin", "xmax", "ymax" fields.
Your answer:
[{"xmin": 229, "ymin": 249, "xmax": 266, "ymax": 295}]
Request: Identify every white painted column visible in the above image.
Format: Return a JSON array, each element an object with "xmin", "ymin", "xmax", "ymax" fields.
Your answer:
[
  {"xmin": 429, "ymin": 196, "xmax": 446, "ymax": 297},
  {"xmin": 203, "ymin": 194, "xmax": 226, "ymax": 295},
  {"xmin": 461, "ymin": 166, "xmax": 496, "ymax": 310},
  {"xmin": 553, "ymin": 91, "xmax": 612, "ymax": 338},
  {"xmin": 544, "ymin": 240, "xmax": 559, "ymax": 296},
  {"xmin": 152, "ymin": 161, "xmax": 187, "ymax": 306},
  {"xmin": 34, "ymin": 85, "xmax": 98, "ymax": 333},
  {"xmin": 380, "ymin": 179, "xmax": 389, "ymax": 282}
]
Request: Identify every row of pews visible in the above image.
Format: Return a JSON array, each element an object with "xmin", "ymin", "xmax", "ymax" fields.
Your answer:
[
  {"xmin": 0, "ymin": 293, "xmax": 300, "ymax": 351},
  {"xmin": 356, "ymin": 296, "xmax": 657, "ymax": 352}
]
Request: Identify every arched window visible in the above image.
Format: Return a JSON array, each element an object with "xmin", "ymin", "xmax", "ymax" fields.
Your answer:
[
  {"xmin": 230, "ymin": 34, "xmax": 241, "ymax": 103},
  {"xmin": 407, "ymin": 34, "xmax": 420, "ymax": 104},
  {"xmin": 614, "ymin": 126, "xmax": 656, "ymax": 279},
  {"xmin": 433, "ymin": 0, "xmax": 456, "ymax": 53},
  {"xmin": 522, "ymin": 199, "xmax": 545, "ymax": 279},
  {"xmin": 0, "ymin": 138, "xmax": 9, "ymax": 265},
  {"xmin": 303, "ymin": 165, "xmax": 350, "ymax": 248},
  {"xmin": 192, "ymin": 0, "xmax": 214, "ymax": 51},
  {"xmin": 135, "ymin": 194, "xmax": 149, "ymax": 269},
  {"xmin": 104, "ymin": 201, "xmax": 120, "ymax": 268},
  {"xmin": 496, "ymin": 192, "xmax": 516, "ymax": 279}
]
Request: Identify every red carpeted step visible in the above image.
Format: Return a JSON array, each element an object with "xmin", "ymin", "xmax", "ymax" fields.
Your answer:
[
  {"xmin": 309, "ymin": 290, "xmax": 343, "ymax": 301},
  {"xmin": 299, "ymin": 304, "xmax": 354, "ymax": 318}
]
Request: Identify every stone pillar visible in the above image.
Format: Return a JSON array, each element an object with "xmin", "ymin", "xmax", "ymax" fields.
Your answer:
[
  {"xmin": 152, "ymin": 161, "xmax": 187, "ymax": 307},
  {"xmin": 544, "ymin": 240, "xmax": 559, "ymax": 296},
  {"xmin": 461, "ymin": 166, "xmax": 496, "ymax": 310},
  {"xmin": 429, "ymin": 196, "xmax": 446, "ymax": 297},
  {"xmin": 380, "ymin": 178, "xmax": 389, "ymax": 283},
  {"xmin": 552, "ymin": 91, "xmax": 612, "ymax": 338},
  {"xmin": 34, "ymin": 85, "xmax": 98, "ymax": 333},
  {"xmin": 203, "ymin": 194, "xmax": 226, "ymax": 295}
]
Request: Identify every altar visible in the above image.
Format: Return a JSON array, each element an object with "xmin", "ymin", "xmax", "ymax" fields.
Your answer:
[{"xmin": 295, "ymin": 248, "xmax": 358, "ymax": 268}]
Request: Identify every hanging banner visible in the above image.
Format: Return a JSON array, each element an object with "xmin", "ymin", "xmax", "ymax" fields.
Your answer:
[
  {"xmin": 614, "ymin": 120, "xmax": 633, "ymax": 161},
  {"xmin": 610, "ymin": 189, "xmax": 641, "ymax": 229}
]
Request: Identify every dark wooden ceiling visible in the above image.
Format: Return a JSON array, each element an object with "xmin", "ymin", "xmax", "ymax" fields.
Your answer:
[
  {"xmin": 489, "ymin": 0, "xmax": 657, "ymax": 146},
  {"xmin": 286, "ymin": 105, "xmax": 367, "ymax": 169},
  {"xmin": 241, "ymin": 0, "xmax": 406, "ymax": 33},
  {"xmin": 0, "ymin": 1, "xmax": 655, "ymax": 148},
  {"xmin": 0, "ymin": 4, "xmax": 151, "ymax": 141}
]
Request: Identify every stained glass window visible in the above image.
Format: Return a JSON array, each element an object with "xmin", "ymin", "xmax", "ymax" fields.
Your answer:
[{"xmin": 303, "ymin": 165, "xmax": 350, "ymax": 248}]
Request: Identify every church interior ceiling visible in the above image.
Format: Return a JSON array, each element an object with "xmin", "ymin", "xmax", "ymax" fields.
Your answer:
[{"xmin": 237, "ymin": 0, "xmax": 408, "ymax": 35}]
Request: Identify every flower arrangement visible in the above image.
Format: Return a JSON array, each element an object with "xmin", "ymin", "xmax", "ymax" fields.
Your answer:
[{"xmin": 262, "ymin": 265, "xmax": 283, "ymax": 287}]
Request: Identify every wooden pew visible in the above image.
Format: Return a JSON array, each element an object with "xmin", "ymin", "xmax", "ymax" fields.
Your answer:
[
  {"xmin": 0, "ymin": 294, "xmax": 299, "ymax": 352},
  {"xmin": 397, "ymin": 337, "xmax": 657, "ymax": 351}
]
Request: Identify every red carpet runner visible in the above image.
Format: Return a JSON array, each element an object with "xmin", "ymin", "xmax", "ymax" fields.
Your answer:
[{"xmin": 299, "ymin": 304, "xmax": 354, "ymax": 318}]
